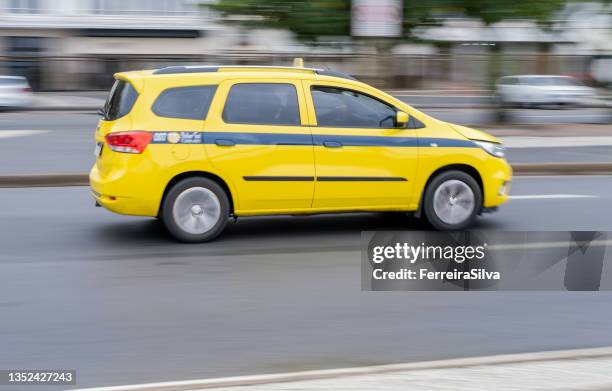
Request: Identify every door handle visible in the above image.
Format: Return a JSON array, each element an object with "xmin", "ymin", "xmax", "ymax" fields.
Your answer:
[
  {"xmin": 323, "ymin": 141, "xmax": 343, "ymax": 148},
  {"xmin": 215, "ymin": 139, "xmax": 235, "ymax": 146}
]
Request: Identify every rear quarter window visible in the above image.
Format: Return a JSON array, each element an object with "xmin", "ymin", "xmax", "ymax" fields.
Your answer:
[
  {"xmin": 152, "ymin": 85, "xmax": 217, "ymax": 120},
  {"xmin": 104, "ymin": 80, "xmax": 138, "ymax": 121}
]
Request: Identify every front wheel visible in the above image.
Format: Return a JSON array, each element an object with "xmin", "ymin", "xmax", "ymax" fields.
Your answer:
[
  {"xmin": 423, "ymin": 171, "xmax": 482, "ymax": 231},
  {"xmin": 161, "ymin": 177, "xmax": 229, "ymax": 242}
]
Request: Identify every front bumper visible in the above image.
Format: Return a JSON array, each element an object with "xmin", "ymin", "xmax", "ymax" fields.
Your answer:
[{"xmin": 482, "ymin": 158, "xmax": 512, "ymax": 208}]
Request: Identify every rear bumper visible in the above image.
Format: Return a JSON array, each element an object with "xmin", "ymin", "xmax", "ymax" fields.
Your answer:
[{"xmin": 90, "ymin": 165, "xmax": 159, "ymax": 216}]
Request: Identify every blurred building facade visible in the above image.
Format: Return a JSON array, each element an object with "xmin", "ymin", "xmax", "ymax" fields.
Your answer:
[
  {"xmin": 0, "ymin": 0, "xmax": 610, "ymax": 90},
  {"xmin": 0, "ymin": 0, "xmax": 224, "ymax": 89}
]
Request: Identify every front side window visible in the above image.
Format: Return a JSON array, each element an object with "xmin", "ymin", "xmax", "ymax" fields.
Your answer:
[
  {"xmin": 0, "ymin": 77, "xmax": 27, "ymax": 86},
  {"xmin": 499, "ymin": 77, "xmax": 518, "ymax": 85},
  {"xmin": 223, "ymin": 83, "xmax": 301, "ymax": 126},
  {"xmin": 152, "ymin": 85, "xmax": 217, "ymax": 120},
  {"xmin": 521, "ymin": 77, "xmax": 581, "ymax": 87},
  {"xmin": 550, "ymin": 77, "xmax": 581, "ymax": 86},
  {"xmin": 311, "ymin": 86, "xmax": 396, "ymax": 128},
  {"xmin": 521, "ymin": 77, "xmax": 547, "ymax": 86},
  {"xmin": 104, "ymin": 79, "xmax": 138, "ymax": 121}
]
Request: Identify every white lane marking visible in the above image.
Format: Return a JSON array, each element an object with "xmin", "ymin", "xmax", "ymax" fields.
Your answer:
[
  {"xmin": 0, "ymin": 130, "xmax": 48, "ymax": 139},
  {"xmin": 501, "ymin": 136, "xmax": 612, "ymax": 148},
  {"xmin": 510, "ymin": 194, "xmax": 596, "ymax": 200}
]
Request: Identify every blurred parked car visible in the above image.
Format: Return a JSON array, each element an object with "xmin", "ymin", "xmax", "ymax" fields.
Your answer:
[
  {"xmin": 496, "ymin": 75, "xmax": 596, "ymax": 108},
  {"xmin": 0, "ymin": 76, "xmax": 32, "ymax": 109}
]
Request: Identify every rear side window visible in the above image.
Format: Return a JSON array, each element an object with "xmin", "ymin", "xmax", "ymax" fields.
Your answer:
[
  {"xmin": 222, "ymin": 83, "xmax": 300, "ymax": 126},
  {"xmin": 152, "ymin": 85, "xmax": 217, "ymax": 120},
  {"xmin": 104, "ymin": 80, "xmax": 138, "ymax": 121}
]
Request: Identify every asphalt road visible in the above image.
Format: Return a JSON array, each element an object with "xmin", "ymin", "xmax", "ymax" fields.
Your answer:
[
  {"xmin": 0, "ymin": 111, "xmax": 611, "ymax": 175},
  {"xmin": 1, "ymin": 176, "xmax": 612, "ymax": 389},
  {"xmin": 0, "ymin": 112, "xmax": 94, "ymax": 175}
]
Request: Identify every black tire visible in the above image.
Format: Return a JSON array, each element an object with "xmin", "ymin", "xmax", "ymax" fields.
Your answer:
[
  {"xmin": 161, "ymin": 177, "xmax": 230, "ymax": 242},
  {"xmin": 423, "ymin": 170, "xmax": 482, "ymax": 231}
]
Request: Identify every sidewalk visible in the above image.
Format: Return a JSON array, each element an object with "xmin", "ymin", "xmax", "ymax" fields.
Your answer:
[
  {"xmin": 480, "ymin": 124, "xmax": 612, "ymax": 138},
  {"xmin": 501, "ymin": 136, "xmax": 612, "ymax": 148},
  {"xmin": 29, "ymin": 91, "xmax": 105, "ymax": 111},
  {"xmin": 76, "ymin": 347, "xmax": 612, "ymax": 391}
]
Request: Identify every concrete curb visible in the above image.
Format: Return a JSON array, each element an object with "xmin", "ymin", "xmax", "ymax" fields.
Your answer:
[
  {"xmin": 0, "ymin": 173, "xmax": 89, "ymax": 187},
  {"xmin": 74, "ymin": 346, "xmax": 612, "ymax": 391},
  {"xmin": 512, "ymin": 162, "xmax": 612, "ymax": 176},
  {"xmin": 1, "ymin": 163, "xmax": 612, "ymax": 188}
]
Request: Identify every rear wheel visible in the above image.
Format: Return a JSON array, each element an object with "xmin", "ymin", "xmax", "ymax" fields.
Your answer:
[
  {"xmin": 161, "ymin": 177, "xmax": 229, "ymax": 242},
  {"xmin": 423, "ymin": 171, "xmax": 482, "ymax": 231}
]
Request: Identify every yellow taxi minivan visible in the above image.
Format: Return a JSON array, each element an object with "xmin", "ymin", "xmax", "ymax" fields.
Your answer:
[{"xmin": 90, "ymin": 63, "xmax": 511, "ymax": 242}]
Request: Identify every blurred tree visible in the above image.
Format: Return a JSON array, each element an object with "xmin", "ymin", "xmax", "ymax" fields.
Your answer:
[
  {"xmin": 211, "ymin": 0, "xmax": 351, "ymax": 40},
  {"xmin": 458, "ymin": 0, "xmax": 567, "ymax": 24},
  {"xmin": 454, "ymin": 0, "xmax": 568, "ymax": 78},
  {"xmin": 458, "ymin": 0, "xmax": 568, "ymax": 78},
  {"xmin": 212, "ymin": 0, "xmax": 573, "ymax": 95},
  {"xmin": 212, "ymin": 0, "xmax": 474, "ymax": 40},
  {"xmin": 212, "ymin": 0, "xmax": 569, "ymax": 40}
]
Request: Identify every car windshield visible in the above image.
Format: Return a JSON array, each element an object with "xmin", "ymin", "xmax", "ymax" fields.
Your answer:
[
  {"xmin": 522, "ymin": 77, "xmax": 582, "ymax": 86},
  {"xmin": 0, "ymin": 77, "xmax": 26, "ymax": 86}
]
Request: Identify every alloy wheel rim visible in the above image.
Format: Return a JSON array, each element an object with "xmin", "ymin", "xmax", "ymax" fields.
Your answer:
[
  {"xmin": 432, "ymin": 179, "xmax": 475, "ymax": 225},
  {"xmin": 172, "ymin": 187, "xmax": 221, "ymax": 235}
]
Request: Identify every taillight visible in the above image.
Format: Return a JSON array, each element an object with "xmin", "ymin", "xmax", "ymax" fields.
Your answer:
[{"xmin": 105, "ymin": 131, "xmax": 152, "ymax": 154}]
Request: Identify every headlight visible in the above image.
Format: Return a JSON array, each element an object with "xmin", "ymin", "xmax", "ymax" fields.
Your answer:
[{"xmin": 472, "ymin": 140, "xmax": 505, "ymax": 158}]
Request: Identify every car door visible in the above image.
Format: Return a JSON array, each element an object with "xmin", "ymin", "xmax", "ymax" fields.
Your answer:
[
  {"xmin": 204, "ymin": 79, "xmax": 315, "ymax": 213},
  {"xmin": 498, "ymin": 77, "xmax": 520, "ymax": 104},
  {"xmin": 303, "ymin": 80, "xmax": 418, "ymax": 210},
  {"xmin": 521, "ymin": 77, "xmax": 543, "ymax": 105}
]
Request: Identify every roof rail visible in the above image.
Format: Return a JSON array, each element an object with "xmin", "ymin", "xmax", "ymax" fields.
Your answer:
[
  {"xmin": 315, "ymin": 69, "xmax": 356, "ymax": 81},
  {"xmin": 153, "ymin": 65, "xmax": 315, "ymax": 75},
  {"xmin": 152, "ymin": 64, "xmax": 357, "ymax": 81},
  {"xmin": 153, "ymin": 66, "xmax": 219, "ymax": 75}
]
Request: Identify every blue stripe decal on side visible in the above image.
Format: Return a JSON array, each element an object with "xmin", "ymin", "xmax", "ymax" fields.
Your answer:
[
  {"xmin": 203, "ymin": 132, "xmax": 312, "ymax": 146},
  {"xmin": 312, "ymin": 134, "xmax": 419, "ymax": 147},
  {"xmin": 418, "ymin": 137, "xmax": 478, "ymax": 148},
  {"xmin": 149, "ymin": 131, "xmax": 477, "ymax": 148}
]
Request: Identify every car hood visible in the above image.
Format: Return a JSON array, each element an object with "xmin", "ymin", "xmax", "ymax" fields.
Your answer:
[{"xmin": 447, "ymin": 123, "xmax": 502, "ymax": 144}]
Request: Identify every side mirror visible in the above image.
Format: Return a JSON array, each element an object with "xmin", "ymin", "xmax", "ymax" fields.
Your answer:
[
  {"xmin": 97, "ymin": 108, "xmax": 106, "ymax": 117},
  {"xmin": 395, "ymin": 111, "xmax": 409, "ymax": 128}
]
